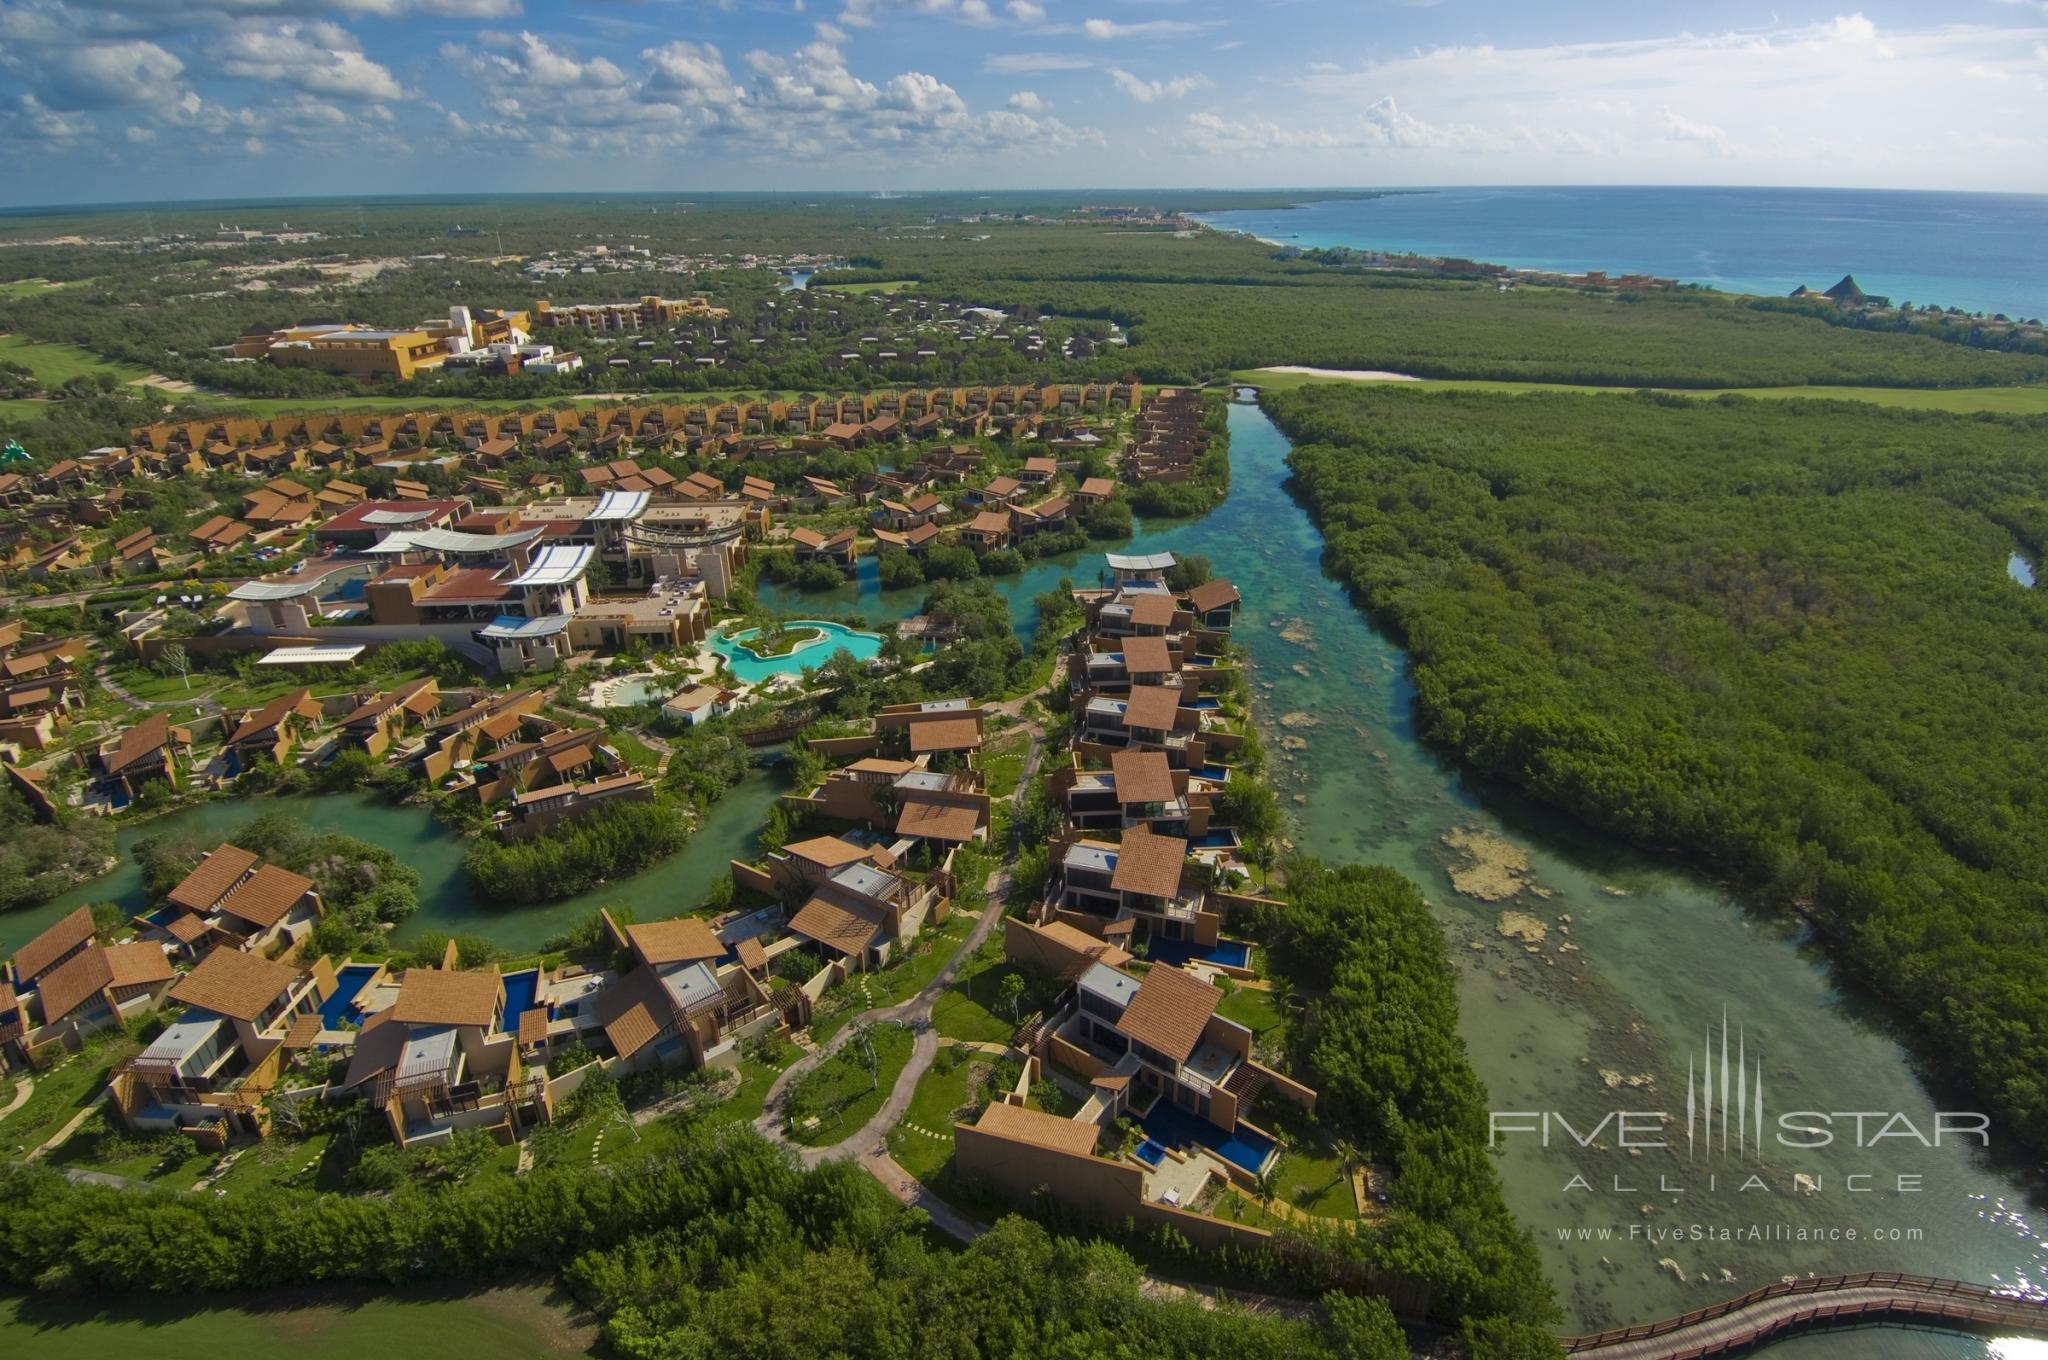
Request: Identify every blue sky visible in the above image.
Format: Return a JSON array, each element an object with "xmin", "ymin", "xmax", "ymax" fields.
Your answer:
[{"xmin": 1, "ymin": 0, "xmax": 2045, "ymax": 206}]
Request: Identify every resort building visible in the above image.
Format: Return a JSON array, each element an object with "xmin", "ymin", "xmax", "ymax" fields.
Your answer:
[
  {"xmin": 340, "ymin": 966, "xmax": 549, "ymax": 1148},
  {"xmin": 148, "ymin": 843, "xmax": 324, "ymax": 960},
  {"xmin": 533, "ymin": 296, "xmax": 725, "ymax": 331},
  {"xmin": 2, "ymin": 907, "xmax": 175, "ymax": 1064},
  {"xmin": 582, "ymin": 913, "xmax": 791, "ymax": 1075}
]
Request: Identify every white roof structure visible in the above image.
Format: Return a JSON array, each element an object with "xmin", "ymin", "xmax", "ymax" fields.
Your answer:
[
  {"xmin": 1105, "ymin": 551, "xmax": 1176, "ymax": 571},
  {"xmin": 507, "ymin": 544, "xmax": 595, "ymax": 588},
  {"xmin": 257, "ymin": 643, "xmax": 366, "ymax": 666},
  {"xmin": 478, "ymin": 614, "xmax": 572, "ymax": 640},
  {"xmin": 589, "ymin": 490, "xmax": 650, "ymax": 522},
  {"xmin": 363, "ymin": 527, "xmax": 543, "ymax": 556},
  {"xmin": 228, "ymin": 579, "xmax": 322, "ymax": 601},
  {"xmin": 360, "ymin": 508, "xmax": 442, "ymax": 526}
]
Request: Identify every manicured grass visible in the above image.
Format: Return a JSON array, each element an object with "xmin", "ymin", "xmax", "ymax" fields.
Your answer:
[
  {"xmin": 43, "ymin": 1108, "xmax": 223, "ymax": 1187},
  {"xmin": 930, "ymin": 932, "xmax": 1032, "ymax": 1044},
  {"xmin": 601, "ymin": 726, "xmax": 661, "ymax": 772},
  {"xmin": 0, "ymin": 333, "xmax": 151, "ymax": 386},
  {"xmin": 1231, "ymin": 367, "xmax": 2048, "ymax": 414},
  {"xmin": 813, "ymin": 909, "xmax": 973, "ymax": 1043},
  {"xmin": 177, "ymin": 385, "xmax": 806, "ymax": 418},
  {"xmin": 980, "ymin": 737, "xmax": 1027, "ymax": 798},
  {"xmin": 705, "ymin": 1050, "xmax": 800, "ymax": 1130},
  {"xmin": 0, "ymin": 279, "xmax": 73, "ymax": 299},
  {"xmin": 1215, "ymin": 985, "xmax": 1283, "ymax": 1045},
  {"xmin": 785, "ymin": 1021, "xmax": 914, "ymax": 1146},
  {"xmin": 208, "ymin": 1129, "xmax": 337, "ymax": 1195},
  {"xmin": 0, "ymin": 1281, "xmax": 596, "ymax": 1359},
  {"xmin": 1270, "ymin": 1146, "xmax": 1358, "ymax": 1222},
  {"xmin": 0, "ymin": 1038, "xmax": 137, "ymax": 1157},
  {"xmin": 886, "ymin": 1044, "xmax": 980, "ymax": 1180}
]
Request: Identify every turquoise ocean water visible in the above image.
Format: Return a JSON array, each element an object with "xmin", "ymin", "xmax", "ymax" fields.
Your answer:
[{"xmin": 1194, "ymin": 186, "xmax": 2048, "ymax": 321}]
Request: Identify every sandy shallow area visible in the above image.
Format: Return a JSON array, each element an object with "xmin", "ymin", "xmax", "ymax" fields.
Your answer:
[{"xmin": 1254, "ymin": 365, "xmax": 1423, "ymax": 382}]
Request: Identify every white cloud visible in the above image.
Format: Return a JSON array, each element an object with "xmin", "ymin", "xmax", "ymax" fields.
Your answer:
[
  {"xmin": 123, "ymin": 123, "xmax": 155, "ymax": 142},
  {"xmin": 841, "ymin": 0, "xmax": 1026, "ymax": 27},
  {"xmin": 466, "ymin": 30, "xmax": 627, "ymax": 88},
  {"xmin": 44, "ymin": 40, "xmax": 184, "ymax": 108},
  {"xmin": 1007, "ymin": 89, "xmax": 1047, "ymax": 111},
  {"xmin": 221, "ymin": 22, "xmax": 404, "ymax": 101},
  {"xmin": 1658, "ymin": 106, "xmax": 1725, "ymax": 145},
  {"xmin": 1106, "ymin": 67, "xmax": 1207, "ymax": 102},
  {"xmin": 1006, "ymin": 0, "xmax": 1044, "ymax": 21},
  {"xmin": 642, "ymin": 40, "xmax": 745, "ymax": 105},
  {"xmin": 1083, "ymin": 17, "xmax": 1213, "ymax": 39},
  {"xmin": 985, "ymin": 52, "xmax": 1092, "ymax": 72}
]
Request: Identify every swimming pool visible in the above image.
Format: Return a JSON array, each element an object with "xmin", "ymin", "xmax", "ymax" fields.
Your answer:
[
  {"xmin": 1141, "ymin": 1100, "xmax": 1276, "ymax": 1176},
  {"xmin": 710, "ymin": 619, "xmax": 884, "ymax": 684},
  {"xmin": 501, "ymin": 968, "xmax": 541, "ymax": 1024},
  {"xmin": 1190, "ymin": 830, "xmax": 1240, "ymax": 849},
  {"xmin": 319, "ymin": 963, "xmax": 379, "ymax": 1029},
  {"xmin": 1145, "ymin": 937, "xmax": 1253, "ymax": 971},
  {"xmin": 1134, "ymin": 1139, "xmax": 1167, "ymax": 1167}
]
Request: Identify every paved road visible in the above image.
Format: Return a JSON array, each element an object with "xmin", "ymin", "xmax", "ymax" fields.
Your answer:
[{"xmin": 1568, "ymin": 1279, "xmax": 2048, "ymax": 1359}]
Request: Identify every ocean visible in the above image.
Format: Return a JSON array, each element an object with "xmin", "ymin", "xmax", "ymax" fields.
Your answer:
[{"xmin": 1192, "ymin": 185, "xmax": 2048, "ymax": 322}]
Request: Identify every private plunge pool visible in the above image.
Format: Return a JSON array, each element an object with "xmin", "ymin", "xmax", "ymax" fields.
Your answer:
[{"xmin": 711, "ymin": 619, "xmax": 884, "ymax": 683}]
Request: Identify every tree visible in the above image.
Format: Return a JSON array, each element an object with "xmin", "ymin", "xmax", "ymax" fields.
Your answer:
[
  {"xmin": 1321, "ymin": 1293, "xmax": 1408, "ymax": 1360},
  {"xmin": 1165, "ymin": 553, "xmax": 1213, "ymax": 591},
  {"xmin": 154, "ymin": 643, "xmax": 191, "ymax": 692},
  {"xmin": 997, "ymin": 972, "xmax": 1026, "ymax": 1021}
]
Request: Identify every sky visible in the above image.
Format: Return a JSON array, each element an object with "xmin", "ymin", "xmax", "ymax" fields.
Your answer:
[{"xmin": 1, "ymin": 0, "xmax": 2046, "ymax": 206}]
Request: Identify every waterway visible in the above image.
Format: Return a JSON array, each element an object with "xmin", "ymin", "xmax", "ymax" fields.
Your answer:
[
  {"xmin": 0, "ymin": 759, "xmax": 791, "ymax": 961},
  {"xmin": 752, "ymin": 397, "xmax": 2048, "ymax": 1346}
]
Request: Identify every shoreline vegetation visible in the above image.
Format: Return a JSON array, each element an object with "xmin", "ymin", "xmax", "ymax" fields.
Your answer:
[{"xmin": 1268, "ymin": 381, "xmax": 2048, "ymax": 1161}]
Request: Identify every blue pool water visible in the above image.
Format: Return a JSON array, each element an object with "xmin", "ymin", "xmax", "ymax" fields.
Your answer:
[
  {"xmin": 710, "ymin": 619, "xmax": 884, "ymax": 684},
  {"xmin": 1141, "ymin": 1100, "xmax": 1275, "ymax": 1175},
  {"xmin": 318, "ymin": 963, "xmax": 378, "ymax": 1028},
  {"xmin": 1190, "ymin": 830, "xmax": 1239, "ymax": 849},
  {"xmin": 1187, "ymin": 698, "xmax": 1221, "ymax": 711},
  {"xmin": 1145, "ymin": 937, "xmax": 1253, "ymax": 970},
  {"xmin": 1134, "ymin": 1139, "xmax": 1166, "ymax": 1168},
  {"xmin": 501, "ymin": 968, "xmax": 541, "ymax": 1022},
  {"xmin": 1196, "ymin": 764, "xmax": 1232, "ymax": 781}
]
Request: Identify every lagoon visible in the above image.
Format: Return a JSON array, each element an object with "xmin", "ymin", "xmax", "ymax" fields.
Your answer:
[{"xmin": 0, "ymin": 759, "xmax": 791, "ymax": 961}]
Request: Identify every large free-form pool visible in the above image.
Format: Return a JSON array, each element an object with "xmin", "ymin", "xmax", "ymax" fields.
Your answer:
[{"xmin": 710, "ymin": 619, "xmax": 883, "ymax": 683}]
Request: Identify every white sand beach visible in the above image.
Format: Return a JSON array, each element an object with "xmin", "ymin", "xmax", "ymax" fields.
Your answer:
[{"xmin": 1253, "ymin": 366, "xmax": 1424, "ymax": 382}]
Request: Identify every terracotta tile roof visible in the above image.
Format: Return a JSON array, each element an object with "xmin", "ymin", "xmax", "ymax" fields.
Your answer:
[
  {"xmin": 228, "ymin": 688, "xmax": 314, "ymax": 746},
  {"xmin": 788, "ymin": 894, "xmax": 887, "ymax": 958},
  {"xmin": 516, "ymin": 1006, "xmax": 549, "ymax": 1047},
  {"xmin": 167, "ymin": 844, "xmax": 259, "ymax": 913},
  {"xmin": 103, "ymin": 712, "xmax": 180, "ymax": 775},
  {"xmin": 282, "ymin": 1014, "xmax": 324, "ymax": 1049},
  {"xmin": 103, "ymin": 941, "xmax": 173, "ymax": 990},
  {"xmin": 1109, "ymin": 828, "xmax": 1189, "ymax": 900},
  {"xmin": 1114, "ymin": 962, "xmax": 1221, "ymax": 1064},
  {"xmin": 10, "ymin": 904, "xmax": 94, "ymax": 981},
  {"xmin": 170, "ymin": 948, "xmax": 302, "ymax": 1022},
  {"xmin": 1079, "ymin": 477, "xmax": 1115, "ymax": 498},
  {"xmin": 907, "ymin": 717, "xmax": 981, "ymax": 753},
  {"xmin": 971, "ymin": 1100, "xmax": 1099, "ymax": 1156},
  {"xmin": 164, "ymin": 913, "xmax": 210, "ymax": 944},
  {"xmin": 1126, "ymin": 593, "xmax": 1178, "ymax": 628},
  {"xmin": 1185, "ymin": 579, "xmax": 1240, "ymax": 614},
  {"xmin": 593, "ymin": 967, "xmax": 671, "ymax": 1060},
  {"xmin": 983, "ymin": 476, "xmax": 1020, "ymax": 497},
  {"xmin": 784, "ymin": 835, "xmax": 874, "ymax": 869},
  {"xmin": 1121, "ymin": 685, "xmax": 1184, "ymax": 733},
  {"xmin": 965, "ymin": 510, "xmax": 1010, "ymax": 535},
  {"xmin": 734, "ymin": 937, "xmax": 769, "ymax": 971},
  {"xmin": 389, "ymin": 969, "xmax": 502, "ymax": 1029},
  {"xmin": 627, "ymin": 917, "xmax": 725, "ymax": 966},
  {"xmin": 896, "ymin": 795, "xmax": 981, "ymax": 844},
  {"xmin": 1120, "ymin": 635, "xmax": 1176, "ymax": 676},
  {"xmin": 221, "ymin": 864, "xmax": 315, "ymax": 930},
  {"xmin": 1035, "ymin": 920, "xmax": 1132, "ymax": 972},
  {"xmin": 1110, "ymin": 749, "xmax": 1176, "ymax": 805},
  {"xmin": 35, "ymin": 946, "xmax": 113, "ymax": 1024}
]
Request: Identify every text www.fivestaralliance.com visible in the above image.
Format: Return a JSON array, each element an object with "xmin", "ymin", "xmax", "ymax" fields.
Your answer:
[{"xmin": 1557, "ymin": 1225, "xmax": 1924, "ymax": 1243}]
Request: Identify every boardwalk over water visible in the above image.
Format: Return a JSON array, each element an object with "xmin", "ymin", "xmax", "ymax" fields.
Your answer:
[{"xmin": 1561, "ymin": 1273, "xmax": 2048, "ymax": 1359}]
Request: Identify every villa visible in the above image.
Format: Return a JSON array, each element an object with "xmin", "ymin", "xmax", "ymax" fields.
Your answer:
[
  {"xmin": 90, "ymin": 711, "xmax": 192, "ymax": 805},
  {"xmin": 337, "ymin": 676, "xmax": 442, "ymax": 757},
  {"xmin": 583, "ymin": 913, "xmax": 791, "ymax": 1074},
  {"xmin": 150, "ymin": 842, "xmax": 324, "ymax": 960},
  {"xmin": 340, "ymin": 966, "xmax": 550, "ymax": 1148},
  {"xmin": 2, "ymin": 907, "xmax": 176, "ymax": 1065}
]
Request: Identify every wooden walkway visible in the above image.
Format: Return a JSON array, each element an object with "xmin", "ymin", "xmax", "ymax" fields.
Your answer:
[{"xmin": 1562, "ymin": 1272, "xmax": 2048, "ymax": 1358}]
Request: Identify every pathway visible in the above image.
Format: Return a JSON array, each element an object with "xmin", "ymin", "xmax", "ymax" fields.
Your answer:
[
  {"xmin": 24, "ymin": 1092, "xmax": 106, "ymax": 1162},
  {"xmin": 0, "ymin": 1075, "xmax": 29, "ymax": 1122},
  {"xmin": 753, "ymin": 721, "xmax": 1043, "ymax": 1168},
  {"xmin": 1561, "ymin": 1273, "xmax": 2048, "ymax": 1358}
]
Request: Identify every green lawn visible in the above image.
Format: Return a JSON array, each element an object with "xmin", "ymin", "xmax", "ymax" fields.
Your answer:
[
  {"xmin": 1215, "ymin": 985, "xmax": 1283, "ymax": 1046},
  {"xmin": 600, "ymin": 725, "xmax": 662, "ymax": 773},
  {"xmin": 0, "ymin": 1282, "xmax": 595, "ymax": 1360},
  {"xmin": 699, "ymin": 1049, "xmax": 799, "ymax": 1130},
  {"xmin": 1231, "ymin": 367, "xmax": 2048, "ymax": 414},
  {"xmin": 207, "ymin": 1129, "xmax": 338, "ymax": 1195},
  {"xmin": 0, "ymin": 279, "xmax": 73, "ymax": 299},
  {"xmin": 930, "ymin": 931, "xmax": 1037, "ymax": 1044},
  {"xmin": 814, "ymin": 910, "xmax": 973, "ymax": 1043},
  {"xmin": 0, "ymin": 1038, "xmax": 137, "ymax": 1157},
  {"xmin": 42, "ymin": 1108, "xmax": 223, "ymax": 1188},
  {"xmin": 1269, "ymin": 1145, "xmax": 1358, "ymax": 1222},
  {"xmin": 0, "ymin": 333, "xmax": 151, "ymax": 386},
  {"xmin": 886, "ymin": 1044, "xmax": 980, "ymax": 1180},
  {"xmin": 980, "ymin": 737, "xmax": 1027, "ymax": 798},
  {"xmin": 785, "ymin": 1021, "xmax": 914, "ymax": 1146}
]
